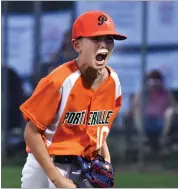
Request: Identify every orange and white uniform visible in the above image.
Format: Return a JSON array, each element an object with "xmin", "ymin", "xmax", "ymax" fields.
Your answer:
[
  {"xmin": 20, "ymin": 60, "xmax": 122, "ymax": 159},
  {"xmin": 20, "ymin": 60, "xmax": 122, "ymax": 188},
  {"xmin": 20, "ymin": 10, "xmax": 127, "ymax": 188}
]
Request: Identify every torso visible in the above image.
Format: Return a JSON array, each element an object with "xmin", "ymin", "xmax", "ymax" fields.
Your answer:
[
  {"xmin": 27, "ymin": 60, "xmax": 122, "ymax": 159},
  {"xmin": 145, "ymin": 90, "xmax": 170, "ymax": 117}
]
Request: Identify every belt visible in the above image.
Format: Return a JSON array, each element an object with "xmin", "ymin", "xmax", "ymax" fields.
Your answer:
[{"xmin": 53, "ymin": 155, "xmax": 77, "ymax": 164}]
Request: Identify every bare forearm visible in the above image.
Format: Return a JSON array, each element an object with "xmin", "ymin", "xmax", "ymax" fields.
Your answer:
[
  {"xmin": 24, "ymin": 121, "xmax": 63, "ymax": 184},
  {"xmin": 100, "ymin": 140, "xmax": 111, "ymax": 163},
  {"xmin": 24, "ymin": 121, "xmax": 76, "ymax": 188}
]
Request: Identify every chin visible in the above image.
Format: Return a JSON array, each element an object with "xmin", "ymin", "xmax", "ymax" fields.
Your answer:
[
  {"xmin": 90, "ymin": 65, "xmax": 104, "ymax": 71},
  {"xmin": 94, "ymin": 61, "xmax": 107, "ymax": 69}
]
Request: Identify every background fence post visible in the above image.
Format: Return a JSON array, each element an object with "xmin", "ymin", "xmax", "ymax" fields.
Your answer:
[
  {"xmin": 33, "ymin": 1, "xmax": 42, "ymax": 76},
  {"xmin": 2, "ymin": 1, "xmax": 9, "ymax": 165},
  {"xmin": 137, "ymin": 1, "xmax": 148, "ymax": 168}
]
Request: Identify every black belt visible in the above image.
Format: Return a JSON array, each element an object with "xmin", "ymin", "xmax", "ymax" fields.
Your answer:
[{"xmin": 53, "ymin": 155, "xmax": 77, "ymax": 164}]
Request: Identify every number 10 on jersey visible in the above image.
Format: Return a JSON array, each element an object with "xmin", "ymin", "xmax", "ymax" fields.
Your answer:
[{"xmin": 96, "ymin": 126, "xmax": 109, "ymax": 150}]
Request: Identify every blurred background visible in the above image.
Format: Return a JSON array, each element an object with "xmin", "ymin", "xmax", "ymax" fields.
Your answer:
[{"xmin": 1, "ymin": 1, "xmax": 178, "ymax": 188}]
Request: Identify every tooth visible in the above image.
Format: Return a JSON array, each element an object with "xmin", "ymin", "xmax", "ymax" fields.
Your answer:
[{"xmin": 97, "ymin": 49, "xmax": 108, "ymax": 54}]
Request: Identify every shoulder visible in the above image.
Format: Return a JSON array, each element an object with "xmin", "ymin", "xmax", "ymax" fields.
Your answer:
[
  {"xmin": 107, "ymin": 66, "xmax": 122, "ymax": 99},
  {"xmin": 107, "ymin": 66, "xmax": 121, "ymax": 87},
  {"xmin": 45, "ymin": 60, "xmax": 80, "ymax": 89}
]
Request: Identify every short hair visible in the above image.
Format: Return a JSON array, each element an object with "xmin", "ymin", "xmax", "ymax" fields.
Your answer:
[{"xmin": 146, "ymin": 69, "xmax": 164, "ymax": 81}]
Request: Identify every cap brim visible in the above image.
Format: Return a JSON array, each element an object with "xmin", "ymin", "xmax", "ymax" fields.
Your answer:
[
  {"xmin": 88, "ymin": 31, "xmax": 127, "ymax": 40},
  {"xmin": 112, "ymin": 34, "xmax": 127, "ymax": 40}
]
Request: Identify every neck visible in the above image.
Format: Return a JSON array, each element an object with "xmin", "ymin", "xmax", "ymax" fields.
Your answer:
[{"xmin": 75, "ymin": 57, "xmax": 106, "ymax": 85}]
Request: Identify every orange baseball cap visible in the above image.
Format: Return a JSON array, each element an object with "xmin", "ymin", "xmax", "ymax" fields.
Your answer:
[{"xmin": 72, "ymin": 10, "xmax": 127, "ymax": 40}]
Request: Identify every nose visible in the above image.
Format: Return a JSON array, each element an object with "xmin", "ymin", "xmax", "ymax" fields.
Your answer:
[{"xmin": 98, "ymin": 39, "xmax": 108, "ymax": 49}]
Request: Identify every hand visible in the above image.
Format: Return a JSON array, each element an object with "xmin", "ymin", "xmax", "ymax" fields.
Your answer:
[{"xmin": 53, "ymin": 175, "xmax": 77, "ymax": 188}]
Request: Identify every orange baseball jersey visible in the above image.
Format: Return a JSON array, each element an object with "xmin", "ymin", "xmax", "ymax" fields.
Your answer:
[{"xmin": 20, "ymin": 60, "xmax": 122, "ymax": 159}]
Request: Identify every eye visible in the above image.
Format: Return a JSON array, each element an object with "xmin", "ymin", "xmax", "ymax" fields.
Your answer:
[
  {"xmin": 89, "ymin": 36, "xmax": 114, "ymax": 44},
  {"xmin": 106, "ymin": 36, "xmax": 114, "ymax": 42}
]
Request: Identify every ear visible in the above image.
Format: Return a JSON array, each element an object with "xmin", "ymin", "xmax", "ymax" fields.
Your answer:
[{"xmin": 72, "ymin": 39, "xmax": 81, "ymax": 53}]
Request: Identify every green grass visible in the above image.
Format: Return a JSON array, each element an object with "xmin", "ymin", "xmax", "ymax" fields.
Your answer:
[
  {"xmin": 1, "ymin": 166, "xmax": 178, "ymax": 188},
  {"xmin": 1, "ymin": 166, "xmax": 22, "ymax": 188},
  {"xmin": 115, "ymin": 171, "xmax": 178, "ymax": 188}
]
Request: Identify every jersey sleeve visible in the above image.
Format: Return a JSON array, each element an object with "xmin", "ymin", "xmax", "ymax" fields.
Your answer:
[
  {"xmin": 113, "ymin": 95, "xmax": 122, "ymax": 117},
  {"xmin": 19, "ymin": 77, "xmax": 61, "ymax": 131},
  {"xmin": 108, "ymin": 82, "xmax": 122, "ymax": 129},
  {"xmin": 113, "ymin": 75, "xmax": 122, "ymax": 117}
]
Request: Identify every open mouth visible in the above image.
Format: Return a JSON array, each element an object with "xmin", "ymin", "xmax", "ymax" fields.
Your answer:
[{"xmin": 95, "ymin": 50, "xmax": 108, "ymax": 63}]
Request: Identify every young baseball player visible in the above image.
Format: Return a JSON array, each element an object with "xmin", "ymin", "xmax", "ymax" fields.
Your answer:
[{"xmin": 20, "ymin": 10, "xmax": 127, "ymax": 188}]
